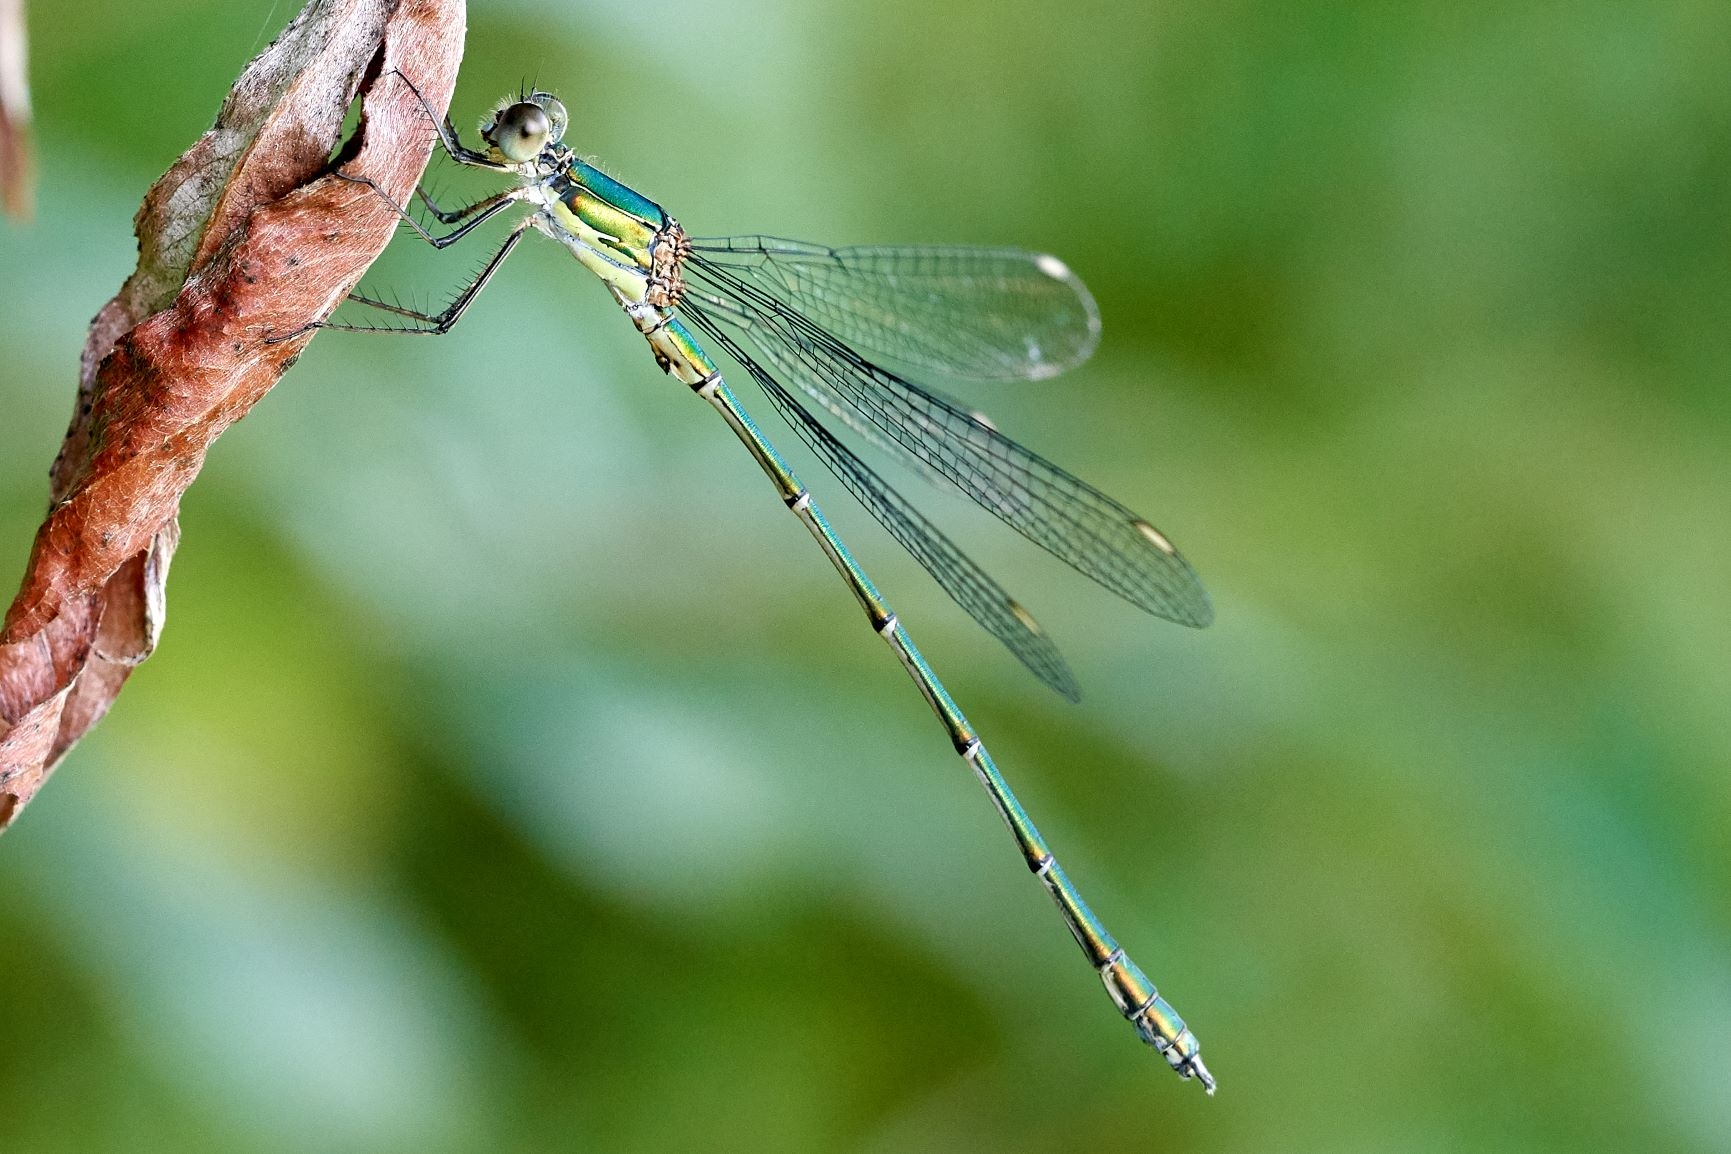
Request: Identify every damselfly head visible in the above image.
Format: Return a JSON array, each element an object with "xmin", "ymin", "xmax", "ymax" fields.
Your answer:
[{"xmin": 481, "ymin": 92, "xmax": 568, "ymax": 164}]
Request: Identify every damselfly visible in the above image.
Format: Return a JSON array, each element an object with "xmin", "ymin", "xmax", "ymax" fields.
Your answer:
[{"xmin": 325, "ymin": 75, "xmax": 1217, "ymax": 1092}]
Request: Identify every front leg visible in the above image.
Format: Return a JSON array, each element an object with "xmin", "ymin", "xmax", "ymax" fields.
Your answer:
[{"xmin": 385, "ymin": 68, "xmax": 514, "ymax": 173}]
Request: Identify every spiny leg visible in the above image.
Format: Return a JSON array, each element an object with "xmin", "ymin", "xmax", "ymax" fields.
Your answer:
[
  {"xmin": 298, "ymin": 71, "xmax": 528, "ymax": 334},
  {"xmin": 368, "ymin": 69, "xmax": 517, "ymax": 227},
  {"xmin": 291, "ymin": 162, "xmax": 535, "ymax": 337},
  {"xmin": 382, "ymin": 67, "xmax": 514, "ymax": 173},
  {"xmin": 266, "ymin": 151, "xmax": 523, "ymax": 343},
  {"xmin": 650, "ymin": 312, "xmax": 1214, "ymax": 1092},
  {"xmin": 322, "ymin": 216, "xmax": 534, "ymax": 335},
  {"xmin": 416, "ymin": 184, "xmax": 494, "ymax": 225},
  {"xmin": 334, "ymin": 170, "xmax": 528, "ymax": 249}
]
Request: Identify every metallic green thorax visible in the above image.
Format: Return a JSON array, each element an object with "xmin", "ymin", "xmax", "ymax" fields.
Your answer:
[
  {"xmin": 560, "ymin": 156, "xmax": 668, "ymax": 234},
  {"xmin": 538, "ymin": 153, "xmax": 689, "ymax": 308}
]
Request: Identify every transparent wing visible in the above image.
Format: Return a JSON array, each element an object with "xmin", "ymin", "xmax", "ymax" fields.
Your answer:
[
  {"xmin": 688, "ymin": 236, "xmax": 1101, "ymax": 382},
  {"xmin": 686, "ymin": 254, "xmax": 1214, "ymax": 628},
  {"xmin": 684, "ymin": 302, "xmax": 1082, "ymax": 700}
]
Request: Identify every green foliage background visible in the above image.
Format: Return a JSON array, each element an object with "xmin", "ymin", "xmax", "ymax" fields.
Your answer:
[{"xmin": 3, "ymin": 1, "xmax": 1729, "ymax": 1150}]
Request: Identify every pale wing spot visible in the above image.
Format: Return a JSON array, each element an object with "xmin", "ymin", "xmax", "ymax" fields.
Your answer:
[
  {"xmin": 1132, "ymin": 519, "xmax": 1177, "ymax": 555},
  {"xmin": 1008, "ymin": 600, "xmax": 1045, "ymax": 636},
  {"xmin": 969, "ymin": 409, "xmax": 998, "ymax": 432},
  {"xmin": 1035, "ymin": 253, "xmax": 1071, "ymax": 281}
]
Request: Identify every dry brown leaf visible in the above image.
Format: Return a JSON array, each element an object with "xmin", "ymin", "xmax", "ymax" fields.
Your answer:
[
  {"xmin": 0, "ymin": 0, "xmax": 467, "ymax": 831},
  {"xmin": 0, "ymin": 0, "xmax": 30, "ymax": 220}
]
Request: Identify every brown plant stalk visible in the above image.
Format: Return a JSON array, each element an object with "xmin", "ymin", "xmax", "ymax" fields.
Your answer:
[{"xmin": 0, "ymin": 0, "xmax": 466, "ymax": 831}]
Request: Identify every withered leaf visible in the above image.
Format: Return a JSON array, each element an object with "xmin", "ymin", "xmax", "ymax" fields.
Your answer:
[
  {"xmin": 0, "ymin": 0, "xmax": 28, "ymax": 220},
  {"xmin": 0, "ymin": 0, "xmax": 467, "ymax": 831}
]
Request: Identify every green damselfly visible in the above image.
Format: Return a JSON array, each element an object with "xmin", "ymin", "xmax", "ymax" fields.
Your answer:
[{"xmin": 326, "ymin": 75, "xmax": 1217, "ymax": 1092}]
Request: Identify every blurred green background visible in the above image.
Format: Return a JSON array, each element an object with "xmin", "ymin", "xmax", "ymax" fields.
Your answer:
[{"xmin": 4, "ymin": 1, "xmax": 1730, "ymax": 1150}]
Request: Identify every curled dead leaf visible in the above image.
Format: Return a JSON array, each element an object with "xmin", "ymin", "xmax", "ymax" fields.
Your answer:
[
  {"xmin": 0, "ymin": 0, "xmax": 27, "ymax": 220},
  {"xmin": 0, "ymin": 0, "xmax": 466, "ymax": 831}
]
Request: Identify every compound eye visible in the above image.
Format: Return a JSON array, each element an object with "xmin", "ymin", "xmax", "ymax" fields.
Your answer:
[
  {"xmin": 492, "ymin": 101, "xmax": 550, "ymax": 163},
  {"xmin": 532, "ymin": 94, "xmax": 569, "ymax": 143}
]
